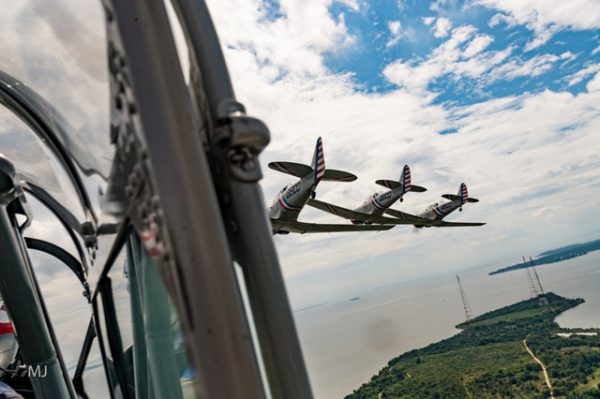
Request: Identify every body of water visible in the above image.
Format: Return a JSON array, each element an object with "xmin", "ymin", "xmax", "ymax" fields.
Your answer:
[{"xmin": 294, "ymin": 251, "xmax": 600, "ymax": 398}]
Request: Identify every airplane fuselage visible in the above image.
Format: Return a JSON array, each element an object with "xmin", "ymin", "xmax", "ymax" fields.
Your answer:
[
  {"xmin": 269, "ymin": 175, "xmax": 315, "ymax": 222},
  {"xmin": 352, "ymin": 186, "xmax": 406, "ymax": 224},
  {"xmin": 418, "ymin": 198, "xmax": 462, "ymax": 221}
]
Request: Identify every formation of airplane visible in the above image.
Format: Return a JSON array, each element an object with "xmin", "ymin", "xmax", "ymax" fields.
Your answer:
[
  {"xmin": 268, "ymin": 138, "xmax": 485, "ymax": 234},
  {"xmin": 268, "ymin": 138, "xmax": 395, "ymax": 234}
]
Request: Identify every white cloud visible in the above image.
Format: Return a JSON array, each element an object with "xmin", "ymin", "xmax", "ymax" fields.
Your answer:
[
  {"xmin": 384, "ymin": 25, "xmax": 478, "ymax": 92},
  {"xmin": 593, "ymin": 45, "xmax": 600, "ymax": 55},
  {"xmin": 430, "ymin": 0, "xmax": 450, "ymax": 12},
  {"xmin": 207, "ymin": 0, "xmax": 356, "ymax": 78},
  {"xmin": 339, "ymin": 0, "xmax": 360, "ymax": 12},
  {"xmin": 567, "ymin": 63, "xmax": 600, "ymax": 86},
  {"xmin": 383, "ymin": 26, "xmax": 522, "ymax": 93},
  {"xmin": 433, "ymin": 17, "xmax": 452, "ymax": 38},
  {"xmin": 386, "ymin": 20, "xmax": 404, "ymax": 48},
  {"xmin": 462, "ymin": 33, "xmax": 494, "ymax": 58},
  {"xmin": 383, "ymin": 22, "xmax": 578, "ymax": 96},
  {"xmin": 423, "ymin": 16, "xmax": 435, "ymax": 26},
  {"xmin": 559, "ymin": 51, "xmax": 576, "ymax": 61},
  {"xmin": 477, "ymin": 0, "xmax": 600, "ymax": 50},
  {"xmin": 490, "ymin": 53, "xmax": 562, "ymax": 80},
  {"xmin": 488, "ymin": 12, "xmax": 517, "ymax": 28},
  {"xmin": 588, "ymin": 72, "xmax": 600, "ymax": 91}
]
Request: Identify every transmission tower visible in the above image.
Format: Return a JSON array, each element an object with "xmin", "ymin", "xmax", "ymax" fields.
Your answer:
[
  {"xmin": 523, "ymin": 256, "xmax": 540, "ymax": 298},
  {"xmin": 456, "ymin": 275, "xmax": 473, "ymax": 323},
  {"xmin": 529, "ymin": 257, "xmax": 549, "ymax": 306},
  {"xmin": 529, "ymin": 257, "xmax": 545, "ymax": 294}
]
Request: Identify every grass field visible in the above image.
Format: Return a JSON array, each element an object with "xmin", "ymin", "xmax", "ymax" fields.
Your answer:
[{"xmin": 465, "ymin": 307, "xmax": 548, "ymax": 327}]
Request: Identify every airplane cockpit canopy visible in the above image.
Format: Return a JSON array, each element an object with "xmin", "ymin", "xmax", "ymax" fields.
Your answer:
[{"xmin": 427, "ymin": 202, "xmax": 439, "ymax": 210}]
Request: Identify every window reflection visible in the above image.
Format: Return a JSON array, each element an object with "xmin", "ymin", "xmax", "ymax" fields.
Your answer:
[
  {"xmin": 93, "ymin": 233, "xmax": 196, "ymax": 398},
  {"xmin": 0, "ymin": 0, "xmax": 112, "ymax": 177}
]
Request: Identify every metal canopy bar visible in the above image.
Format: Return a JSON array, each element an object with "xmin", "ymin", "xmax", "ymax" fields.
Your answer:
[
  {"xmin": 170, "ymin": 1, "xmax": 313, "ymax": 397},
  {"xmin": 103, "ymin": 0, "xmax": 265, "ymax": 397},
  {"xmin": 23, "ymin": 182, "xmax": 90, "ymax": 273},
  {"xmin": 23, "ymin": 182, "xmax": 83, "ymax": 236},
  {"xmin": 0, "ymin": 70, "xmax": 98, "ymax": 223},
  {"xmin": 92, "ymin": 220, "xmax": 131, "ymax": 301},
  {"xmin": 24, "ymin": 237, "xmax": 89, "ymax": 297},
  {"xmin": 0, "ymin": 160, "xmax": 74, "ymax": 398},
  {"xmin": 72, "ymin": 317, "xmax": 96, "ymax": 399}
]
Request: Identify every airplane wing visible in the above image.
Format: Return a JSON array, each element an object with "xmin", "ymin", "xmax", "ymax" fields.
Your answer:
[
  {"xmin": 385, "ymin": 209, "xmax": 485, "ymax": 227},
  {"xmin": 441, "ymin": 194, "xmax": 461, "ymax": 201},
  {"xmin": 307, "ymin": 199, "xmax": 429, "ymax": 225},
  {"xmin": 270, "ymin": 219, "xmax": 394, "ymax": 234},
  {"xmin": 306, "ymin": 198, "xmax": 372, "ymax": 222},
  {"xmin": 427, "ymin": 221, "xmax": 486, "ymax": 227},
  {"xmin": 382, "ymin": 208, "xmax": 428, "ymax": 222},
  {"xmin": 268, "ymin": 161, "xmax": 312, "ymax": 178}
]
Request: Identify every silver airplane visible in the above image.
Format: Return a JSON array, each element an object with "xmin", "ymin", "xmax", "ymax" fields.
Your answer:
[
  {"xmin": 307, "ymin": 164, "xmax": 427, "ymax": 224},
  {"xmin": 268, "ymin": 137, "xmax": 394, "ymax": 234},
  {"xmin": 386, "ymin": 182, "xmax": 485, "ymax": 227},
  {"xmin": 308, "ymin": 176, "xmax": 485, "ymax": 228}
]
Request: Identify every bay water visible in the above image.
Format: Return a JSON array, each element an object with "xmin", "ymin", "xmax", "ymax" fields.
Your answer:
[{"xmin": 294, "ymin": 251, "xmax": 600, "ymax": 398}]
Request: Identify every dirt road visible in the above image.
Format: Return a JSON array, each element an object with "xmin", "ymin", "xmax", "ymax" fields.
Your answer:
[{"xmin": 523, "ymin": 339, "xmax": 555, "ymax": 399}]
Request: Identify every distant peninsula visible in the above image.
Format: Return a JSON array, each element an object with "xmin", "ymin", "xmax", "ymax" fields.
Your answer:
[
  {"xmin": 346, "ymin": 293, "xmax": 600, "ymax": 399},
  {"xmin": 489, "ymin": 238, "xmax": 600, "ymax": 275}
]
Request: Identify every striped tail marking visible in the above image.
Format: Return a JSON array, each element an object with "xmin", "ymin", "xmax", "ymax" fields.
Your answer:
[
  {"xmin": 460, "ymin": 183, "xmax": 468, "ymax": 205},
  {"xmin": 314, "ymin": 137, "xmax": 326, "ymax": 184},
  {"xmin": 402, "ymin": 165, "xmax": 411, "ymax": 193}
]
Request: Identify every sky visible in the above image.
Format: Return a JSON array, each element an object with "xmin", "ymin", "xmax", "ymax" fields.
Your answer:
[
  {"xmin": 203, "ymin": 0, "xmax": 600, "ymax": 307},
  {"xmin": 0, "ymin": 0, "xmax": 599, "ymax": 312}
]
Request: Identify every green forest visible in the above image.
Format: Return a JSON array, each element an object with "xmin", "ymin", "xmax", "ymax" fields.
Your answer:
[
  {"xmin": 346, "ymin": 293, "xmax": 600, "ymax": 399},
  {"xmin": 490, "ymin": 239, "xmax": 600, "ymax": 275}
]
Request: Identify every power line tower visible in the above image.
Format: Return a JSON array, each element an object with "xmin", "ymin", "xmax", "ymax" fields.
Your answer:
[
  {"xmin": 529, "ymin": 257, "xmax": 549, "ymax": 306},
  {"xmin": 523, "ymin": 256, "xmax": 540, "ymax": 298},
  {"xmin": 456, "ymin": 275, "xmax": 473, "ymax": 324}
]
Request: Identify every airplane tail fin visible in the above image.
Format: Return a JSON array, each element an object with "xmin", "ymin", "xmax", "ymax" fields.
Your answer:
[
  {"xmin": 375, "ymin": 165, "xmax": 426, "ymax": 193},
  {"xmin": 441, "ymin": 183, "xmax": 478, "ymax": 203},
  {"xmin": 400, "ymin": 164, "xmax": 411, "ymax": 193},
  {"xmin": 312, "ymin": 137, "xmax": 326, "ymax": 185},
  {"xmin": 459, "ymin": 183, "xmax": 468, "ymax": 205}
]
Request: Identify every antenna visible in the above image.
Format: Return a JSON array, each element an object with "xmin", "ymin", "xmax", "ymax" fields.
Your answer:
[
  {"xmin": 523, "ymin": 256, "xmax": 540, "ymax": 298},
  {"xmin": 456, "ymin": 275, "xmax": 473, "ymax": 323},
  {"xmin": 528, "ymin": 257, "xmax": 549, "ymax": 306},
  {"xmin": 529, "ymin": 257, "xmax": 545, "ymax": 294}
]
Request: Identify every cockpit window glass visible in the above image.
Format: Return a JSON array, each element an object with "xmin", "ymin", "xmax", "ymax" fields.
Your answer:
[
  {"xmin": 94, "ymin": 234, "xmax": 196, "ymax": 399},
  {"xmin": 0, "ymin": 0, "xmax": 112, "ymax": 178},
  {"xmin": 81, "ymin": 336, "xmax": 111, "ymax": 399},
  {"xmin": 27, "ymin": 250, "xmax": 90, "ymax": 377},
  {"xmin": 0, "ymin": 106, "xmax": 86, "ymax": 220}
]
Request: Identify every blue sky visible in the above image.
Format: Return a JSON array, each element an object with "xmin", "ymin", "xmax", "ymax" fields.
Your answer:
[
  {"xmin": 324, "ymin": 1, "xmax": 600, "ymax": 103},
  {"xmin": 201, "ymin": 0, "xmax": 600, "ymax": 308}
]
